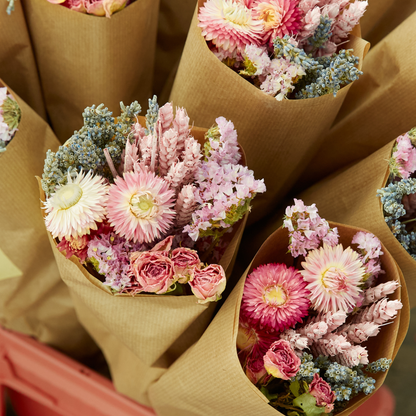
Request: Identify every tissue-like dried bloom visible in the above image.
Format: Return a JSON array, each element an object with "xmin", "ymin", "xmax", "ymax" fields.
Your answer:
[
  {"xmin": 241, "ymin": 263, "xmax": 311, "ymax": 332},
  {"xmin": 352, "ymin": 231, "xmax": 383, "ymax": 262},
  {"xmin": 107, "ymin": 170, "xmax": 175, "ymax": 243},
  {"xmin": 44, "ymin": 170, "xmax": 108, "ymax": 240},
  {"xmin": 198, "ymin": 0, "xmax": 264, "ymax": 56},
  {"xmin": 252, "ymin": 0, "xmax": 303, "ymax": 46},
  {"xmin": 301, "ymin": 244, "xmax": 365, "ymax": 313},
  {"xmin": 389, "ymin": 133, "xmax": 416, "ymax": 179}
]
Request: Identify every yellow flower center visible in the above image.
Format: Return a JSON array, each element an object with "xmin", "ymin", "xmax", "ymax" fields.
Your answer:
[
  {"xmin": 259, "ymin": 4, "xmax": 283, "ymax": 30},
  {"xmin": 263, "ymin": 285, "xmax": 287, "ymax": 306},
  {"xmin": 322, "ymin": 267, "xmax": 348, "ymax": 292},
  {"xmin": 55, "ymin": 184, "xmax": 83, "ymax": 209},
  {"xmin": 130, "ymin": 192, "xmax": 158, "ymax": 220},
  {"xmin": 223, "ymin": 3, "xmax": 251, "ymax": 26}
]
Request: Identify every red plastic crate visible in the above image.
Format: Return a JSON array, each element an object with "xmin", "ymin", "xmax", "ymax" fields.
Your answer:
[
  {"xmin": 0, "ymin": 327, "xmax": 156, "ymax": 416},
  {"xmin": 0, "ymin": 326, "xmax": 395, "ymax": 416}
]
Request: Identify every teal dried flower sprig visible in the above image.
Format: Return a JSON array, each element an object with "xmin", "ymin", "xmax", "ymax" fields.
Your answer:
[
  {"xmin": 41, "ymin": 101, "xmax": 141, "ymax": 196},
  {"xmin": 273, "ymin": 35, "xmax": 322, "ymax": 71},
  {"xmin": 308, "ymin": 15, "xmax": 333, "ymax": 50},
  {"xmin": 296, "ymin": 50, "xmax": 362, "ymax": 99}
]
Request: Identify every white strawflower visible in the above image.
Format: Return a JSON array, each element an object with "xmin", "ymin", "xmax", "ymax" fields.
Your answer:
[{"xmin": 44, "ymin": 170, "xmax": 108, "ymax": 239}]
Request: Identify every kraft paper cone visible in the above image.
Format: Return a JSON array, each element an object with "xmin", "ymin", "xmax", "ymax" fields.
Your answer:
[
  {"xmin": 40, "ymin": 120, "xmax": 249, "ymax": 406},
  {"xmin": 0, "ymin": 80, "xmax": 97, "ymax": 359},
  {"xmin": 154, "ymin": 0, "xmax": 197, "ymax": 102},
  {"xmin": 294, "ymin": 140, "xmax": 416, "ymax": 309},
  {"xmin": 296, "ymin": 11, "xmax": 416, "ymax": 192},
  {"xmin": 21, "ymin": 0, "xmax": 159, "ymax": 142},
  {"xmin": 0, "ymin": 0, "xmax": 46, "ymax": 119},
  {"xmin": 148, "ymin": 223, "xmax": 409, "ymax": 416},
  {"xmin": 168, "ymin": 0, "xmax": 369, "ymax": 225},
  {"xmin": 361, "ymin": 0, "xmax": 416, "ymax": 45}
]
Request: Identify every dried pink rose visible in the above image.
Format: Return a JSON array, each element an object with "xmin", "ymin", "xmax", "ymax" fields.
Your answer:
[
  {"xmin": 309, "ymin": 373, "xmax": 336, "ymax": 413},
  {"xmin": 171, "ymin": 247, "xmax": 201, "ymax": 284},
  {"xmin": 129, "ymin": 251, "xmax": 176, "ymax": 294},
  {"xmin": 189, "ymin": 264, "xmax": 226, "ymax": 304},
  {"xmin": 245, "ymin": 355, "xmax": 268, "ymax": 385},
  {"xmin": 263, "ymin": 339, "xmax": 300, "ymax": 380}
]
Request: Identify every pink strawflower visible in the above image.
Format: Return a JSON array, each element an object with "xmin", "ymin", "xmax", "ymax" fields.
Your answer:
[
  {"xmin": 198, "ymin": 0, "xmax": 264, "ymax": 57},
  {"xmin": 301, "ymin": 244, "xmax": 365, "ymax": 313},
  {"xmin": 241, "ymin": 263, "xmax": 311, "ymax": 333},
  {"xmin": 107, "ymin": 170, "xmax": 175, "ymax": 243},
  {"xmin": 252, "ymin": 0, "xmax": 303, "ymax": 47}
]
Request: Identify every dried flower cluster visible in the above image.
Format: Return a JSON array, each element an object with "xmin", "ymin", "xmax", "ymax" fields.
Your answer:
[
  {"xmin": 46, "ymin": 0, "xmax": 134, "ymax": 17},
  {"xmin": 198, "ymin": 0, "xmax": 367, "ymax": 100},
  {"xmin": 238, "ymin": 200, "xmax": 401, "ymax": 415},
  {"xmin": 0, "ymin": 87, "xmax": 21, "ymax": 153},
  {"xmin": 42, "ymin": 98, "xmax": 265, "ymax": 302},
  {"xmin": 378, "ymin": 128, "xmax": 416, "ymax": 259}
]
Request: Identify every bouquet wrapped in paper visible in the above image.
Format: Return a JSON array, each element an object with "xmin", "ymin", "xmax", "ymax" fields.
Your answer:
[
  {"xmin": 296, "ymin": 10, "xmax": 416, "ymax": 191},
  {"xmin": 148, "ymin": 200, "xmax": 409, "ymax": 416},
  {"xmin": 0, "ymin": 80, "xmax": 97, "ymax": 359},
  {"xmin": 21, "ymin": 0, "xmax": 159, "ymax": 141},
  {"xmin": 0, "ymin": 0, "xmax": 45, "ymax": 118},
  {"xmin": 168, "ymin": 0, "xmax": 369, "ymax": 223},
  {"xmin": 291, "ymin": 128, "xmax": 416, "ymax": 308},
  {"xmin": 39, "ymin": 97, "xmax": 265, "ymax": 405}
]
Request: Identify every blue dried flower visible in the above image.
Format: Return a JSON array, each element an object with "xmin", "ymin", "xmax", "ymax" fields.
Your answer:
[
  {"xmin": 42, "ymin": 101, "xmax": 141, "ymax": 196},
  {"xmin": 308, "ymin": 15, "xmax": 333, "ymax": 50},
  {"xmin": 145, "ymin": 95, "xmax": 159, "ymax": 135},
  {"xmin": 296, "ymin": 49, "xmax": 362, "ymax": 98}
]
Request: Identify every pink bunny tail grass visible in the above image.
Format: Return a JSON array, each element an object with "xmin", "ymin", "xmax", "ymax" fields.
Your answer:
[
  {"xmin": 175, "ymin": 184, "xmax": 198, "ymax": 229},
  {"xmin": 352, "ymin": 299, "xmax": 403, "ymax": 325},
  {"xmin": 362, "ymin": 281, "xmax": 400, "ymax": 306},
  {"xmin": 336, "ymin": 322, "xmax": 381, "ymax": 344},
  {"xmin": 159, "ymin": 128, "xmax": 179, "ymax": 177}
]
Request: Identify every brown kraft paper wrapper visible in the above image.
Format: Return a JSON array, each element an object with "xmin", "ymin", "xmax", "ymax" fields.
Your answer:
[
  {"xmin": 154, "ymin": 0, "xmax": 197, "ymax": 102},
  {"xmin": 0, "ymin": 0, "xmax": 46, "ymax": 119},
  {"xmin": 0, "ymin": 80, "xmax": 97, "ymax": 359},
  {"xmin": 21, "ymin": 0, "xmax": 159, "ymax": 142},
  {"xmin": 148, "ymin": 223, "xmax": 409, "ymax": 416},
  {"xmin": 360, "ymin": 0, "xmax": 416, "ymax": 46},
  {"xmin": 296, "ymin": 11, "xmax": 416, "ymax": 192},
  {"xmin": 296, "ymin": 140, "xmax": 416, "ymax": 309},
  {"xmin": 168, "ymin": 0, "xmax": 369, "ymax": 225},
  {"xmin": 40, "ymin": 121, "xmax": 248, "ymax": 406}
]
